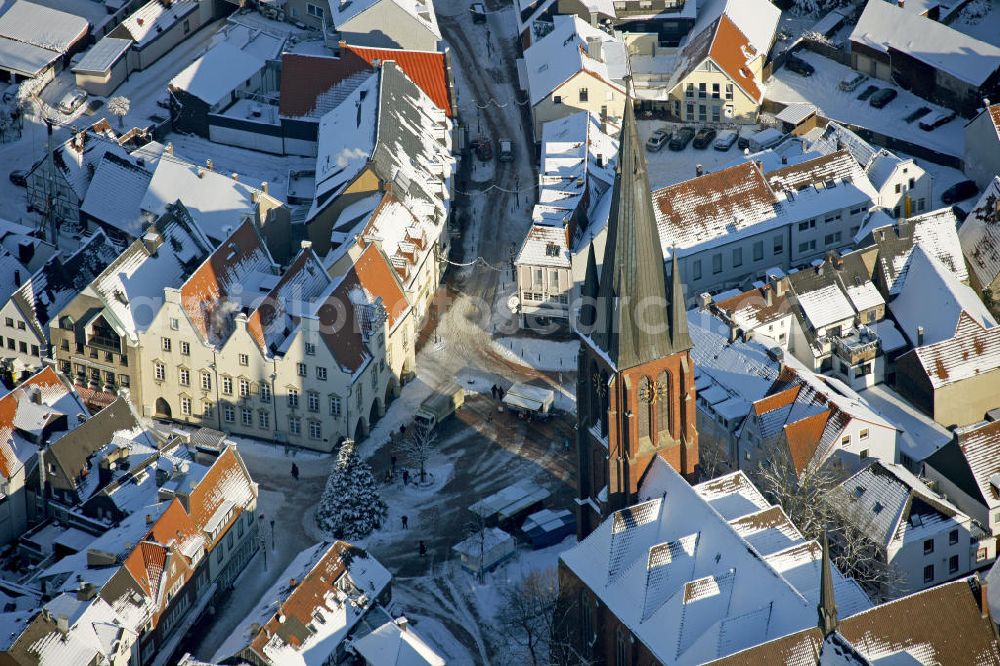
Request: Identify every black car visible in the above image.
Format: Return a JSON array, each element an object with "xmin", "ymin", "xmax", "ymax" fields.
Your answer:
[
  {"xmin": 857, "ymin": 85, "xmax": 879, "ymax": 101},
  {"xmin": 784, "ymin": 55, "xmax": 815, "ymax": 77},
  {"xmin": 692, "ymin": 127, "xmax": 717, "ymax": 149},
  {"xmin": 904, "ymin": 106, "xmax": 932, "ymax": 124},
  {"xmin": 669, "ymin": 127, "xmax": 695, "ymax": 150},
  {"xmin": 941, "ymin": 180, "xmax": 978, "ymax": 205},
  {"xmin": 8, "ymin": 169, "xmax": 26, "ymax": 187},
  {"xmin": 869, "ymin": 88, "xmax": 898, "ymax": 108}
]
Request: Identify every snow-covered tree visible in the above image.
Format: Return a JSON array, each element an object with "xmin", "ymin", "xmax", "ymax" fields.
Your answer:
[
  {"xmin": 107, "ymin": 95, "xmax": 130, "ymax": 127},
  {"xmin": 398, "ymin": 426, "xmax": 436, "ymax": 484},
  {"xmin": 315, "ymin": 439, "xmax": 387, "ymax": 540}
]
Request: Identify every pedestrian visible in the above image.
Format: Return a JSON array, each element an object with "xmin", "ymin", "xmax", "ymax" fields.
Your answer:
[
  {"xmin": 403, "ymin": 469, "xmax": 410, "ymax": 486},
  {"xmin": 385, "ymin": 468, "xmax": 392, "ymax": 483},
  {"xmin": 419, "ymin": 540, "xmax": 427, "ymax": 557},
  {"xmin": 498, "ymin": 386, "xmax": 505, "ymax": 400},
  {"xmin": 401, "ymin": 515, "xmax": 409, "ymax": 529},
  {"xmin": 390, "ymin": 455, "xmax": 397, "ymax": 472},
  {"xmin": 491, "ymin": 384, "xmax": 498, "ymax": 399},
  {"xmin": 400, "ymin": 424, "xmax": 407, "ymax": 437},
  {"xmin": 290, "ymin": 463, "xmax": 299, "ymax": 481}
]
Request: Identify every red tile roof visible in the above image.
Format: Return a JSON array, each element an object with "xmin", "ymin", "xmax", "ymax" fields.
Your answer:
[
  {"xmin": 990, "ymin": 104, "xmax": 1000, "ymax": 136},
  {"xmin": 279, "ymin": 52, "xmax": 372, "ymax": 117},
  {"xmin": 709, "ymin": 16, "xmax": 762, "ymax": 102},
  {"xmin": 344, "ymin": 45, "xmax": 453, "ymax": 117},
  {"xmin": 0, "ymin": 367, "xmax": 75, "ymax": 478},
  {"xmin": 752, "ymin": 385, "xmax": 801, "ymax": 416},
  {"xmin": 146, "ymin": 498, "xmax": 199, "ymax": 548},
  {"xmin": 124, "ymin": 541, "xmax": 167, "ymax": 599},
  {"xmin": 784, "ymin": 410, "xmax": 830, "ymax": 474},
  {"xmin": 188, "ymin": 446, "xmax": 255, "ymax": 547}
]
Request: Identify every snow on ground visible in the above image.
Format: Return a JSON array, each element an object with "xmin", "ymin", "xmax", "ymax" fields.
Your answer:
[
  {"xmin": 951, "ymin": 0, "xmax": 1000, "ymax": 47},
  {"xmin": 896, "ymin": 151, "xmax": 977, "ymax": 209},
  {"xmin": 765, "ymin": 50, "xmax": 965, "ymax": 157},
  {"xmin": 491, "ymin": 336, "xmax": 578, "ymax": 372},
  {"xmin": 638, "ymin": 120, "xmax": 753, "ymax": 190}
]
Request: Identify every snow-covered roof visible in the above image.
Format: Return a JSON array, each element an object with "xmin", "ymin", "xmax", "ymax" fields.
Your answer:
[
  {"xmin": 246, "ymin": 249, "xmax": 333, "ymax": 354},
  {"xmin": 849, "ymin": 0, "xmax": 1000, "ymax": 86},
  {"xmin": 120, "ymin": 0, "xmax": 198, "ymax": 47},
  {"xmin": 81, "ymin": 153, "xmax": 153, "ymax": 236},
  {"xmin": 352, "ymin": 618, "xmax": 445, "ymax": 666},
  {"xmin": 775, "ymin": 103, "xmax": 816, "ymax": 126},
  {"xmin": 716, "ymin": 0, "xmax": 779, "ymax": 57},
  {"xmin": 795, "ymin": 282, "xmax": 855, "ymax": 329},
  {"xmin": 327, "ymin": 0, "xmax": 441, "ymax": 40},
  {"xmin": 215, "ymin": 541, "xmax": 391, "ymax": 665},
  {"xmin": 72, "ymin": 36, "xmax": 132, "ymax": 75},
  {"xmin": 888, "ymin": 245, "xmax": 995, "ymax": 348},
  {"xmin": 37, "ymin": 123, "xmax": 130, "ymax": 203},
  {"xmin": 858, "ymin": 384, "xmax": 950, "ymax": 463},
  {"xmin": 929, "ymin": 420, "xmax": 1000, "ymax": 511},
  {"xmin": 803, "ymin": 122, "xmax": 878, "ymax": 170},
  {"xmin": 959, "ymin": 176, "xmax": 1000, "ymax": 292},
  {"xmin": 357, "ymin": 194, "xmax": 436, "ymax": 292},
  {"xmin": 516, "ymin": 224, "xmax": 571, "ymax": 269},
  {"xmin": 522, "ymin": 14, "xmax": 621, "ymax": 106},
  {"xmin": 0, "ymin": 1, "xmax": 88, "ymax": 52},
  {"xmin": 561, "ymin": 461, "xmax": 870, "ymax": 664},
  {"xmin": 911, "ymin": 311, "xmax": 1000, "ymax": 389},
  {"xmin": 864, "ymin": 150, "xmax": 911, "ymax": 191},
  {"xmin": 140, "ymin": 154, "xmax": 265, "ymax": 244},
  {"xmin": 872, "ymin": 208, "xmax": 969, "ymax": 296},
  {"xmin": 170, "ymin": 42, "xmax": 265, "ymax": 106}
]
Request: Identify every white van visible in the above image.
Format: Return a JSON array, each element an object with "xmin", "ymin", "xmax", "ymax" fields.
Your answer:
[{"xmin": 748, "ymin": 127, "xmax": 784, "ymax": 152}]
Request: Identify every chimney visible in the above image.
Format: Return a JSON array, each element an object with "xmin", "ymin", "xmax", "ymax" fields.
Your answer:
[
  {"xmin": 728, "ymin": 326, "xmax": 739, "ymax": 343},
  {"xmin": 897, "ymin": 0, "xmax": 904, "ymax": 7},
  {"xmin": 55, "ymin": 614, "xmax": 69, "ymax": 636},
  {"xmin": 17, "ymin": 240, "xmax": 33, "ymax": 265},
  {"xmin": 695, "ymin": 164, "xmax": 704, "ymax": 177},
  {"xmin": 301, "ymin": 240, "xmax": 313, "ymax": 250},
  {"xmin": 697, "ymin": 292, "xmax": 712, "ymax": 310},
  {"xmin": 206, "ymin": 159, "xmax": 214, "ymax": 171},
  {"xmin": 980, "ymin": 580, "xmax": 990, "ymax": 620},
  {"xmin": 765, "ymin": 286, "xmax": 773, "ymax": 306},
  {"xmin": 166, "ymin": 142, "xmax": 173, "ymax": 156},
  {"xmin": 76, "ymin": 581, "xmax": 96, "ymax": 601},
  {"xmin": 13, "ymin": 270, "xmax": 20, "ymax": 287},
  {"xmin": 232, "ymin": 172, "xmax": 239, "ymax": 181},
  {"xmin": 781, "ymin": 155, "xmax": 788, "ymax": 165},
  {"xmin": 587, "ymin": 37, "xmax": 603, "ymax": 62},
  {"xmin": 261, "ymin": 181, "xmax": 269, "ymax": 194},
  {"xmin": 196, "ymin": 168, "xmax": 205, "ymax": 179},
  {"xmin": 395, "ymin": 616, "xmax": 409, "ymax": 630},
  {"xmin": 917, "ymin": 325, "xmax": 925, "ymax": 346},
  {"xmin": 770, "ymin": 274, "xmax": 786, "ymax": 297}
]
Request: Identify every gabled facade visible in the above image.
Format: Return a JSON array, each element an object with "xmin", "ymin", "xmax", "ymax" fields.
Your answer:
[
  {"xmin": 965, "ymin": 105, "xmax": 1000, "ymax": 190},
  {"xmin": 326, "ymin": 0, "xmax": 442, "ymax": 52},
  {"xmin": 575, "ymin": 98, "xmax": 696, "ymax": 538}
]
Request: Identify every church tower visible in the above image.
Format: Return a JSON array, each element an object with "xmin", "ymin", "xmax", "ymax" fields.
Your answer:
[{"xmin": 575, "ymin": 94, "xmax": 698, "ymax": 539}]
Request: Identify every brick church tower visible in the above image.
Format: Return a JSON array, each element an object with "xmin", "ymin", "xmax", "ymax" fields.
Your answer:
[{"xmin": 574, "ymin": 95, "xmax": 698, "ymax": 539}]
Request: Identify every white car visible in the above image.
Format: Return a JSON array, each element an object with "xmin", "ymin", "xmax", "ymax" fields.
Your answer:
[
  {"xmin": 57, "ymin": 88, "xmax": 87, "ymax": 115},
  {"xmin": 713, "ymin": 130, "xmax": 738, "ymax": 151},
  {"xmin": 838, "ymin": 73, "xmax": 868, "ymax": 92},
  {"xmin": 646, "ymin": 128, "xmax": 670, "ymax": 152}
]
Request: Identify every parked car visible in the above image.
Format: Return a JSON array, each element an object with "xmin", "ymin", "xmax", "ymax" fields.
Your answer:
[
  {"xmin": 498, "ymin": 138, "xmax": 514, "ymax": 162},
  {"xmin": 646, "ymin": 128, "xmax": 670, "ymax": 152},
  {"xmin": 692, "ymin": 127, "xmax": 717, "ymax": 149},
  {"xmin": 838, "ymin": 73, "xmax": 867, "ymax": 92},
  {"xmin": 57, "ymin": 88, "xmax": 87, "ymax": 115},
  {"xmin": 784, "ymin": 55, "xmax": 815, "ymax": 77},
  {"xmin": 668, "ymin": 126, "xmax": 695, "ymax": 150},
  {"xmin": 737, "ymin": 134, "xmax": 751, "ymax": 150},
  {"xmin": 857, "ymin": 85, "xmax": 879, "ymax": 101},
  {"xmin": 904, "ymin": 106, "xmax": 932, "ymax": 124},
  {"xmin": 919, "ymin": 110, "xmax": 957, "ymax": 131},
  {"xmin": 470, "ymin": 3, "xmax": 487, "ymax": 22},
  {"xmin": 941, "ymin": 180, "xmax": 978, "ymax": 204},
  {"xmin": 713, "ymin": 129, "xmax": 738, "ymax": 151},
  {"xmin": 869, "ymin": 88, "xmax": 898, "ymax": 108},
  {"xmin": 8, "ymin": 169, "xmax": 27, "ymax": 187}
]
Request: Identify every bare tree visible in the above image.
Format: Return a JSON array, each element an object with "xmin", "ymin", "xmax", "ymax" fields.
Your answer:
[
  {"xmin": 491, "ymin": 568, "xmax": 582, "ymax": 666},
  {"xmin": 398, "ymin": 425, "xmax": 436, "ymax": 484},
  {"xmin": 107, "ymin": 95, "xmax": 130, "ymax": 128},
  {"xmin": 752, "ymin": 443, "xmax": 903, "ymax": 601},
  {"xmin": 697, "ymin": 428, "xmax": 734, "ymax": 482}
]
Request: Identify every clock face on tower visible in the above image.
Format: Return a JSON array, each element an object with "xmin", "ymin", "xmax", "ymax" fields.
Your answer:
[
  {"xmin": 592, "ymin": 372, "xmax": 608, "ymax": 398},
  {"xmin": 639, "ymin": 379, "xmax": 667, "ymax": 404}
]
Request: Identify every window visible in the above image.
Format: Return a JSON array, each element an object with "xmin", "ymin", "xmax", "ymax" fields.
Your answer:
[
  {"xmin": 239, "ymin": 353, "xmax": 249, "ymax": 366},
  {"xmin": 201, "ymin": 372, "xmax": 212, "ymax": 391},
  {"xmin": 859, "ymin": 428, "xmax": 869, "ymax": 440},
  {"xmin": 579, "ymin": 87, "xmax": 589, "ymax": 102},
  {"xmin": 154, "ymin": 362, "xmax": 165, "ymax": 381},
  {"xmin": 180, "ymin": 341, "xmax": 190, "ymax": 355},
  {"xmin": 711, "ymin": 82, "xmax": 720, "ymax": 99},
  {"xmin": 732, "ymin": 247, "xmax": 742, "ymax": 267},
  {"xmin": 917, "ymin": 198, "xmax": 925, "ymax": 212},
  {"xmin": 798, "ymin": 219, "xmax": 815, "ymax": 231},
  {"xmin": 222, "ymin": 376, "xmax": 233, "ymax": 395},
  {"xmin": 725, "ymin": 83, "xmax": 734, "ymax": 100},
  {"xmin": 241, "ymin": 408, "xmax": 253, "ymax": 427},
  {"xmin": 288, "ymin": 388, "xmax": 299, "ymax": 408},
  {"xmin": 798, "ymin": 240, "xmax": 817, "ymax": 253},
  {"xmin": 307, "ymin": 391, "xmax": 320, "ymax": 412},
  {"xmin": 859, "ymin": 449, "xmax": 869, "ymax": 459},
  {"xmin": 978, "ymin": 547, "xmax": 989, "ymax": 561},
  {"xmin": 692, "ymin": 259, "xmax": 702, "ymax": 280},
  {"xmin": 183, "ymin": 18, "xmax": 190, "ymax": 33},
  {"xmin": 773, "ymin": 235, "xmax": 783, "ymax": 255},
  {"xmin": 824, "ymin": 232, "xmax": 842, "ymax": 246},
  {"xmin": 179, "ymin": 368, "xmax": 190, "ymax": 386},
  {"xmin": 895, "ymin": 183, "xmax": 901, "ymax": 194},
  {"xmin": 711, "ymin": 105, "xmax": 720, "ymax": 122},
  {"xmin": 923, "ymin": 564, "xmax": 934, "ymax": 583},
  {"xmin": 161, "ymin": 337, "xmax": 172, "ymax": 352},
  {"xmin": 580, "ymin": 590, "xmax": 593, "ymax": 645},
  {"xmin": 61, "ymin": 339, "xmax": 69, "ymax": 351},
  {"xmin": 949, "ymin": 529, "xmax": 959, "ymax": 545},
  {"xmin": 306, "ymin": 2, "xmax": 324, "ymax": 17},
  {"xmin": 297, "ymin": 363, "xmax": 307, "ymax": 377},
  {"xmin": 31, "ymin": 344, "xmax": 39, "ymax": 357},
  {"xmin": 616, "ymin": 626, "xmax": 628, "ymax": 666},
  {"xmin": 309, "ymin": 421, "xmax": 322, "ymax": 439},
  {"xmin": 259, "ymin": 411, "xmax": 270, "ymax": 430},
  {"xmin": 553, "ymin": 95, "xmax": 562, "ymax": 105},
  {"xmin": 203, "ymin": 401, "xmax": 214, "ymax": 418},
  {"xmin": 169, "ymin": 318, "xmax": 179, "ymax": 330},
  {"xmin": 181, "ymin": 396, "xmax": 191, "ymax": 416},
  {"xmin": 289, "ymin": 416, "xmax": 301, "ymax": 435},
  {"xmin": 224, "ymin": 405, "xmax": 235, "ymax": 423},
  {"xmin": 239, "ymin": 378, "xmax": 250, "ymax": 398},
  {"xmin": 305, "ymin": 342, "xmax": 316, "ymax": 355},
  {"xmin": 753, "ymin": 241, "xmax": 763, "ymax": 262},
  {"xmin": 685, "ymin": 82, "xmax": 695, "ymax": 98},
  {"xmin": 923, "ymin": 538, "xmax": 934, "ymax": 555},
  {"xmin": 260, "ymin": 384, "xmax": 271, "ymax": 403},
  {"xmin": 316, "ymin": 366, "xmax": 327, "ymax": 381},
  {"xmin": 698, "ymin": 82, "xmax": 706, "ymax": 98},
  {"xmin": 331, "ymin": 395, "xmax": 342, "ymax": 418},
  {"xmin": 948, "ymin": 554, "xmax": 959, "ymax": 574},
  {"xmin": 712, "ymin": 253, "xmax": 722, "ymax": 274},
  {"xmin": 3, "ymin": 318, "xmax": 10, "ymax": 327},
  {"xmin": 686, "ymin": 102, "xmax": 694, "ymax": 119},
  {"xmin": 698, "ymin": 104, "xmax": 707, "ymax": 122}
]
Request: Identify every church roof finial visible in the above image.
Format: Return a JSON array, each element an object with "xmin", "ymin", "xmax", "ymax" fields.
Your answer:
[{"xmin": 818, "ymin": 531, "xmax": 839, "ymax": 636}]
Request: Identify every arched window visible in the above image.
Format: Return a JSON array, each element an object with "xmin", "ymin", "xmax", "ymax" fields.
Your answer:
[
  {"xmin": 579, "ymin": 589, "xmax": 593, "ymax": 645},
  {"xmin": 657, "ymin": 371, "xmax": 671, "ymax": 440},
  {"xmin": 600, "ymin": 370, "xmax": 610, "ymax": 437},
  {"xmin": 638, "ymin": 376, "xmax": 652, "ymax": 441},
  {"xmin": 589, "ymin": 360, "xmax": 600, "ymax": 426},
  {"xmin": 616, "ymin": 626, "xmax": 629, "ymax": 666}
]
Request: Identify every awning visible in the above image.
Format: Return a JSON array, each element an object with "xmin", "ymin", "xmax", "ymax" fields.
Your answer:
[{"xmin": 503, "ymin": 392, "xmax": 543, "ymax": 411}]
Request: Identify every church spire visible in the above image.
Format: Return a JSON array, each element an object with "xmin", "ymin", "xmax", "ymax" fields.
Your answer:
[
  {"xmin": 591, "ymin": 88, "xmax": 678, "ymax": 370},
  {"xmin": 818, "ymin": 531, "xmax": 839, "ymax": 636},
  {"xmin": 670, "ymin": 251, "xmax": 691, "ymax": 351},
  {"xmin": 580, "ymin": 241, "xmax": 599, "ymax": 328}
]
